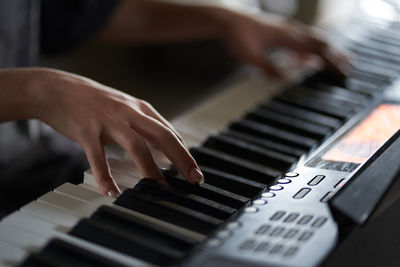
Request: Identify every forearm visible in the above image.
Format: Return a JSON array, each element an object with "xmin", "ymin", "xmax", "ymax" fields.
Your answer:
[
  {"xmin": 97, "ymin": 0, "xmax": 233, "ymax": 44},
  {"xmin": 0, "ymin": 68, "xmax": 45, "ymax": 122}
]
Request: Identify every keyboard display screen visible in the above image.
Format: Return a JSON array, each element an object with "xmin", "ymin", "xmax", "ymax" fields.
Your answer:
[{"xmin": 307, "ymin": 104, "xmax": 400, "ymax": 172}]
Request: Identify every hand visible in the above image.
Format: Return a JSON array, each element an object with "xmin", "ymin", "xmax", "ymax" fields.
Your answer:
[
  {"xmin": 20, "ymin": 68, "xmax": 204, "ymax": 197},
  {"xmin": 217, "ymin": 10, "xmax": 350, "ymax": 80}
]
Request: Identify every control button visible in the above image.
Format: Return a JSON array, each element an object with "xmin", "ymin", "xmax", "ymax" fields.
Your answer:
[
  {"xmin": 239, "ymin": 239, "xmax": 257, "ymax": 250},
  {"xmin": 216, "ymin": 230, "xmax": 232, "ymax": 239},
  {"xmin": 307, "ymin": 175, "xmax": 326, "ymax": 186},
  {"xmin": 293, "ymin": 188, "xmax": 311, "ymax": 199},
  {"xmin": 270, "ymin": 211, "xmax": 286, "ymax": 221},
  {"xmin": 226, "ymin": 221, "xmax": 242, "ymax": 230},
  {"xmin": 244, "ymin": 207, "xmax": 259, "ymax": 213},
  {"xmin": 283, "ymin": 229, "xmax": 299, "ymax": 239},
  {"xmin": 284, "ymin": 172, "xmax": 299, "ymax": 178},
  {"xmin": 269, "ymin": 227, "xmax": 285, "ymax": 237},
  {"xmin": 320, "ymin": 191, "xmax": 334, "ymax": 202},
  {"xmin": 297, "ymin": 215, "xmax": 313, "ymax": 225},
  {"xmin": 283, "ymin": 247, "xmax": 299, "ymax": 257},
  {"xmin": 298, "ymin": 231, "xmax": 314, "ymax": 242},
  {"xmin": 206, "ymin": 238, "xmax": 222, "ymax": 248},
  {"xmin": 269, "ymin": 185, "xmax": 284, "ymax": 191},
  {"xmin": 269, "ymin": 244, "xmax": 284, "ymax": 254},
  {"xmin": 253, "ymin": 199, "xmax": 267, "ymax": 205},
  {"xmin": 312, "ymin": 217, "xmax": 328, "ymax": 227},
  {"xmin": 261, "ymin": 192, "xmax": 275, "ymax": 198},
  {"xmin": 284, "ymin": 213, "xmax": 299, "ymax": 223},
  {"xmin": 254, "ymin": 242, "xmax": 270, "ymax": 252},
  {"xmin": 255, "ymin": 224, "xmax": 271, "ymax": 235},
  {"xmin": 334, "ymin": 178, "xmax": 346, "ymax": 188},
  {"xmin": 277, "ymin": 178, "xmax": 291, "ymax": 184}
]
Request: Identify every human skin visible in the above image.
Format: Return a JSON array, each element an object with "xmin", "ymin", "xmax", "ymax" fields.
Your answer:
[{"xmin": 0, "ymin": 68, "xmax": 203, "ymax": 197}]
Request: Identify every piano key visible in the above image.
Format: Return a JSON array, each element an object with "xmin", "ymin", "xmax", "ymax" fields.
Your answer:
[
  {"xmin": 230, "ymin": 119, "xmax": 318, "ymax": 151},
  {"xmin": 349, "ymin": 46, "xmax": 400, "ymax": 66},
  {"xmin": 190, "ymin": 146, "xmax": 280, "ymax": 184},
  {"xmin": 3, "ymin": 212, "xmax": 66, "ymax": 238},
  {"xmin": 199, "ymin": 166, "xmax": 264, "ymax": 198},
  {"xmin": 169, "ymin": 72, "xmax": 283, "ymax": 135},
  {"xmin": 70, "ymin": 218, "xmax": 184, "ymax": 265},
  {"xmin": 38, "ymin": 191, "xmax": 97, "ymax": 218},
  {"xmin": 0, "ymin": 240, "xmax": 27, "ymax": 266},
  {"xmin": 344, "ymin": 77, "xmax": 383, "ymax": 96},
  {"xmin": 115, "ymin": 189, "xmax": 222, "ymax": 234},
  {"xmin": 53, "ymin": 183, "xmax": 206, "ymax": 242},
  {"xmin": 306, "ymin": 83, "xmax": 371, "ymax": 104},
  {"xmin": 91, "ymin": 206, "xmax": 198, "ymax": 251},
  {"xmin": 276, "ymin": 92, "xmax": 353, "ymax": 120},
  {"xmin": 263, "ymin": 101, "xmax": 342, "ymax": 129},
  {"xmin": 6, "ymin": 208, "xmax": 154, "ymax": 266},
  {"xmin": 21, "ymin": 201, "xmax": 80, "ymax": 228},
  {"xmin": 0, "ymin": 223, "xmax": 46, "ymax": 253},
  {"xmin": 55, "ymin": 182, "xmax": 114, "ymax": 207},
  {"xmin": 221, "ymin": 129, "xmax": 306, "ymax": 158},
  {"xmin": 20, "ymin": 239, "xmax": 127, "ymax": 267},
  {"xmin": 292, "ymin": 86, "xmax": 361, "ymax": 109},
  {"xmin": 246, "ymin": 109, "xmax": 332, "ymax": 141},
  {"xmin": 204, "ymin": 134, "xmax": 297, "ymax": 170},
  {"xmin": 134, "ymin": 178, "xmax": 236, "ymax": 220},
  {"xmin": 163, "ymin": 170, "xmax": 249, "ymax": 208}
]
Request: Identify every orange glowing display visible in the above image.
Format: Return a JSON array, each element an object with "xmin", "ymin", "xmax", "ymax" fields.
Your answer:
[{"xmin": 322, "ymin": 104, "xmax": 400, "ymax": 164}]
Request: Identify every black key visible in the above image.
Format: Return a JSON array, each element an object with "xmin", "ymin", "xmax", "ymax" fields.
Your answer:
[
  {"xmin": 91, "ymin": 205, "xmax": 198, "ymax": 251},
  {"xmin": 264, "ymin": 101, "xmax": 342, "ymax": 130},
  {"xmin": 134, "ymin": 178, "xmax": 236, "ymax": 220},
  {"xmin": 222, "ymin": 129, "xmax": 306, "ymax": 158},
  {"xmin": 350, "ymin": 46, "xmax": 400, "ymax": 67},
  {"xmin": 115, "ymin": 189, "xmax": 221, "ymax": 234},
  {"xmin": 199, "ymin": 166, "xmax": 265, "ymax": 198},
  {"xmin": 70, "ymin": 219, "xmax": 183, "ymax": 265},
  {"xmin": 230, "ymin": 119, "xmax": 318, "ymax": 151},
  {"xmin": 308, "ymin": 83, "xmax": 370, "ymax": 104},
  {"xmin": 164, "ymin": 169, "xmax": 250, "ymax": 208},
  {"xmin": 190, "ymin": 146, "xmax": 280, "ymax": 184},
  {"xmin": 293, "ymin": 85, "xmax": 360, "ymax": 109},
  {"xmin": 352, "ymin": 61, "xmax": 398, "ymax": 81},
  {"xmin": 344, "ymin": 77, "xmax": 382, "ymax": 96},
  {"xmin": 21, "ymin": 239, "xmax": 126, "ymax": 267},
  {"xmin": 276, "ymin": 92, "xmax": 353, "ymax": 120},
  {"xmin": 246, "ymin": 108, "xmax": 332, "ymax": 141},
  {"xmin": 204, "ymin": 134, "xmax": 297, "ymax": 170}
]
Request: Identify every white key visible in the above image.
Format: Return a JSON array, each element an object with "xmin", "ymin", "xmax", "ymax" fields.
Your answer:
[
  {"xmin": 21, "ymin": 201, "xmax": 80, "ymax": 228},
  {"xmin": 0, "ymin": 240, "xmax": 27, "ymax": 267},
  {"xmin": 55, "ymin": 182, "xmax": 114, "ymax": 207},
  {"xmin": 3, "ymin": 212, "xmax": 64, "ymax": 238},
  {"xmin": 38, "ymin": 192, "xmax": 96, "ymax": 217},
  {"xmin": 0, "ymin": 224, "xmax": 46, "ymax": 253}
]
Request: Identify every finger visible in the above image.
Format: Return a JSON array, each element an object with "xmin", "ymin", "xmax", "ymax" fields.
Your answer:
[
  {"xmin": 82, "ymin": 140, "xmax": 121, "ymax": 198},
  {"xmin": 130, "ymin": 113, "xmax": 204, "ymax": 184},
  {"xmin": 111, "ymin": 123, "xmax": 165, "ymax": 182},
  {"xmin": 137, "ymin": 100, "xmax": 187, "ymax": 147}
]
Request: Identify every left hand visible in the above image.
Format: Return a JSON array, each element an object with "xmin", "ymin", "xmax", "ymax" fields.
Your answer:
[{"xmin": 217, "ymin": 10, "xmax": 350, "ymax": 80}]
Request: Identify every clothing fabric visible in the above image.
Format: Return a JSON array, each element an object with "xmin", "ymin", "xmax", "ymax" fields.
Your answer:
[{"xmin": 0, "ymin": 0, "xmax": 119, "ymax": 217}]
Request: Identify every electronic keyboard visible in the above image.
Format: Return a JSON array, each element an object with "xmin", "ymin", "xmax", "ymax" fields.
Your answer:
[{"xmin": 2, "ymin": 14, "xmax": 400, "ymax": 267}]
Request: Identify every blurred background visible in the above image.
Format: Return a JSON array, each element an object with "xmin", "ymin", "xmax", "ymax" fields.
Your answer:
[{"xmin": 39, "ymin": 0, "xmax": 399, "ymax": 119}]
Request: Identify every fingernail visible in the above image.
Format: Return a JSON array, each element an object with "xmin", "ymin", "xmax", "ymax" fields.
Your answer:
[
  {"xmin": 107, "ymin": 189, "xmax": 120, "ymax": 198},
  {"xmin": 190, "ymin": 167, "xmax": 204, "ymax": 184}
]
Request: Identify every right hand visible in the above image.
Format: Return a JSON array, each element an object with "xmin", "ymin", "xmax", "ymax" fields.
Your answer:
[{"xmin": 22, "ymin": 68, "xmax": 204, "ymax": 197}]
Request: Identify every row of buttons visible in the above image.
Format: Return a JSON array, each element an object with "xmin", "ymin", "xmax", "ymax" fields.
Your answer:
[
  {"xmin": 254, "ymin": 224, "xmax": 314, "ymax": 241},
  {"xmin": 238, "ymin": 239, "xmax": 299, "ymax": 257},
  {"xmin": 269, "ymin": 211, "xmax": 327, "ymax": 228}
]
